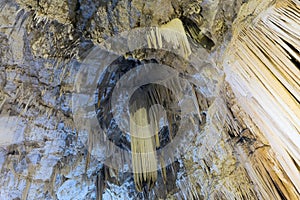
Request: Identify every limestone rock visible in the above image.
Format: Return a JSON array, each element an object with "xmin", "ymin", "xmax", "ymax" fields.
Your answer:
[{"xmin": 0, "ymin": 0, "xmax": 299, "ymax": 199}]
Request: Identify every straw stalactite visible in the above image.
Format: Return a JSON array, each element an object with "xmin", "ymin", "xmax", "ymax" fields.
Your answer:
[{"xmin": 225, "ymin": 0, "xmax": 300, "ymax": 197}]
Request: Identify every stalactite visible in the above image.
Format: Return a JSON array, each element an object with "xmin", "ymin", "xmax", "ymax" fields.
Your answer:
[
  {"xmin": 130, "ymin": 107, "xmax": 158, "ymax": 192},
  {"xmin": 129, "ymin": 83, "xmax": 177, "ymax": 192},
  {"xmin": 147, "ymin": 18, "xmax": 192, "ymax": 58},
  {"xmin": 127, "ymin": 18, "xmax": 193, "ymax": 193},
  {"xmin": 224, "ymin": 0, "xmax": 300, "ymax": 198},
  {"xmin": 96, "ymin": 166, "xmax": 105, "ymax": 200}
]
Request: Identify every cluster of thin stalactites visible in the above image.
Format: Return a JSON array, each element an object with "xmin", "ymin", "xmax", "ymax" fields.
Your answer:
[
  {"xmin": 226, "ymin": 0, "xmax": 300, "ymax": 198},
  {"xmin": 129, "ymin": 84, "xmax": 175, "ymax": 192}
]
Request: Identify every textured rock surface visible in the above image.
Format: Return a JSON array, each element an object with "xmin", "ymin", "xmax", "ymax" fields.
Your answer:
[{"xmin": 0, "ymin": 0, "xmax": 299, "ymax": 199}]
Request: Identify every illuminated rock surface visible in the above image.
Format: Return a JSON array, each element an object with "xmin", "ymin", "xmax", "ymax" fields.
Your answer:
[{"xmin": 0, "ymin": 0, "xmax": 299, "ymax": 199}]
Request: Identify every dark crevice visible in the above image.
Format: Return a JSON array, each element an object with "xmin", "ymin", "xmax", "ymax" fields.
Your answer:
[
  {"xmin": 180, "ymin": 16, "xmax": 215, "ymax": 50},
  {"xmin": 280, "ymin": 37, "xmax": 300, "ymax": 70}
]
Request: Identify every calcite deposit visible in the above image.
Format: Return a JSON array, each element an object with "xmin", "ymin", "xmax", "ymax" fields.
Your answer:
[{"xmin": 0, "ymin": 0, "xmax": 299, "ymax": 199}]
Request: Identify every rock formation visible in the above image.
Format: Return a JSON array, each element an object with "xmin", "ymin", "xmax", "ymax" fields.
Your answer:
[{"xmin": 0, "ymin": 0, "xmax": 299, "ymax": 199}]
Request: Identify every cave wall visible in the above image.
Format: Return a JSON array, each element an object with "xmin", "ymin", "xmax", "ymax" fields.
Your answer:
[{"xmin": 0, "ymin": 0, "xmax": 299, "ymax": 199}]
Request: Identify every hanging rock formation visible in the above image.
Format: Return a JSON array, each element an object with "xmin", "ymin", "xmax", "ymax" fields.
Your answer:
[{"xmin": 0, "ymin": 0, "xmax": 299, "ymax": 199}]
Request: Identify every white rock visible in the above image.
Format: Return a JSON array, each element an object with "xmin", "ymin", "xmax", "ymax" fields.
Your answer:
[{"xmin": 57, "ymin": 180, "xmax": 89, "ymax": 200}]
